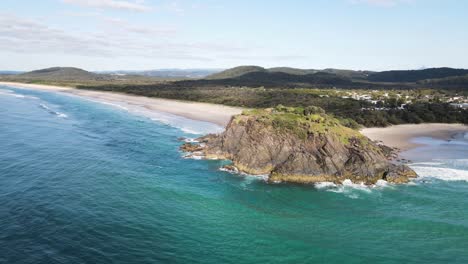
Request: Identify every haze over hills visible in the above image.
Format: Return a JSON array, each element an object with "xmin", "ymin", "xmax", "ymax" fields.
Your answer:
[
  {"xmin": 0, "ymin": 67, "xmax": 222, "ymax": 80},
  {"xmin": 0, "ymin": 71, "xmax": 24, "ymax": 75},
  {"xmin": 1, "ymin": 67, "xmax": 181, "ymax": 84},
  {"xmin": 17, "ymin": 67, "xmax": 100, "ymax": 81},
  {"xmin": 2, "ymin": 65, "xmax": 467, "ymax": 128},
  {"xmin": 2, "ymin": 66, "xmax": 468, "ymax": 89},
  {"xmin": 98, "ymin": 69, "xmax": 222, "ymax": 79},
  {"xmin": 206, "ymin": 66, "xmax": 468, "ymax": 81},
  {"xmin": 203, "ymin": 66, "xmax": 468, "ymax": 89}
]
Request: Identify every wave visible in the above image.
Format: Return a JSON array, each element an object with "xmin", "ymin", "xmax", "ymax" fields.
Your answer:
[
  {"xmin": 39, "ymin": 103, "xmax": 68, "ymax": 118},
  {"xmin": 0, "ymin": 89, "xmax": 38, "ymax": 100},
  {"xmin": 218, "ymin": 167, "xmax": 269, "ymax": 181},
  {"xmin": 83, "ymin": 97, "xmax": 223, "ymax": 135},
  {"xmin": 410, "ymin": 162, "xmax": 444, "ymax": 166},
  {"xmin": 410, "ymin": 165, "xmax": 468, "ymax": 182},
  {"xmin": 314, "ymin": 179, "xmax": 393, "ymax": 199},
  {"xmin": 412, "ymin": 136, "xmax": 468, "ymax": 147},
  {"xmin": 86, "ymin": 99, "xmax": 129, "ymax": 111},
  {"xmin": 183, "ymin": 138, "xmax": 200, "ymax": 143}
]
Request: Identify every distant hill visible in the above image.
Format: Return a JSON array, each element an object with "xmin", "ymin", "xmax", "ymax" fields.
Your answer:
[
  {"xmin": 18, "ymin": 67, "xmax": 101, "ymax": 81},
  {"xmin": 201, "ymin": 69, "xmax": 353, "ymax": 87},
  {"xmin": 206, "ymin": 66, "xmax": 267, "ymax": 80},
  {"xmin": 0, "ymin": 71, "xmax": 24, "ymax": 75},
  {"xmin": 6, "ymin": 65, "xmax": 468, "ymax": 90},
  {"xmin": 420, "ymin": 74, "xmax": 468, "ymax": 89},
  {"xmin": 368, "ymin": 67, "xmax": 468, "ymax": 83},
  {"xmin": 321, "ymin": 69, "xmax": 373, "ymax": 80},
  {"xmin": 3, "ymin": 67, "xmax": 170, "ymax": 85},
  {"xmin": 268, "ymin": 67, "xmax": 315, "ymax": 75},
  {"xmin": 206, "ymin": 66, "xmax": 373, "ymax": 82},
  {"xmin": 99, "ymin": 69, "xmax": 222, "ymax": 79},
  {"xmin": 234, "ymin": 71, "xmax": 351, "ymax": 86},
  {"xmin": 208, "ymin": 66, "xmax": 468, "ymax": 86}
]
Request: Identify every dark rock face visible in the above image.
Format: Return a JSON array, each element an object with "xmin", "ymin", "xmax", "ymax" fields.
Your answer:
[{"xmin": 182, "ymin": 115, "xmax": 417, "ymax": 185}]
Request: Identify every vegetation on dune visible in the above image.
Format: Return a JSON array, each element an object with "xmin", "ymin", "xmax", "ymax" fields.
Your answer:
[
  {"xmin": 238, "ymin": 105, "xmax": 369, "ymax": 144},
  {"xmin": 75, "ymin": 84, "xmax": 468, "ymax": 127}
]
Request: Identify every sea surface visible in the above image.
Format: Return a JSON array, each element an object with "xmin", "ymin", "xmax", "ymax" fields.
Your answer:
[{"xmin": 1, "ymin": 85, "xmax": 468, "ymax": 264}]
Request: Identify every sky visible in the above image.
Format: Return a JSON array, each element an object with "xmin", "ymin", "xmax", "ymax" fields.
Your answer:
[{"xmin": 1, "ymin": 0, "xmax": 467, "ymax": 71}]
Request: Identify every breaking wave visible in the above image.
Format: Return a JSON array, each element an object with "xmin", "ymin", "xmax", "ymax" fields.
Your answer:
[
  {"xmin": 314, "ymin": 179, "xmax": 393, "ymax": 199},
  {"xmin": 39, "ymin": 103, "xmax": 68, "ymax": 118},
  {"xmin": 410, "ymin": 164, "xmax": 468, "ymax": 182},
  {"xmin": 83, "ymin": 97, "xmax": 223, "ymax": 135},
  {"xmin": 0, "ymin": 89, "xmax": 38, "ymax": 99}
]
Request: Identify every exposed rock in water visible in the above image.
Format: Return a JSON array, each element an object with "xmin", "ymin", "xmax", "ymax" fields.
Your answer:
[
  {"xmin": 180, "ymin": 143, "xmax": 204, "ymax": 152},
  {"xmin": 181, "ymin": 106, "xmax": 417, "ymax": 185}
]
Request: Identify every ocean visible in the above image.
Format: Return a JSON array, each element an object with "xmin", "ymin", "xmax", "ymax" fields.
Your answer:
[{"xmin": 1, "ymin": 85, "xmax": 468, "ymax": 264}]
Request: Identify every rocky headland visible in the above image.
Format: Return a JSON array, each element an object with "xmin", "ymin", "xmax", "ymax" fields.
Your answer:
[{"xmin": 181, "ymin": 106, "xmax": 417, "ymax": 185}]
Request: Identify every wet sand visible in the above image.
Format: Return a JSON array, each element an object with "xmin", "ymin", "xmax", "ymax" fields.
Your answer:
[
  {"xmin": 0, "ymin": 82, "xmax": 243, "ymax": 127},
  {"xmin": 361, "ymin": 124, "xmax": 468, "ymax": 151}
]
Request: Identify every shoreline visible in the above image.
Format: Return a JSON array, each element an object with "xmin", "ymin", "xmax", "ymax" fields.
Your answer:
[
  {"xmin": 0, "ymin": 82, "xmax": 243, "ymax": 128},
  {"xmin": 2, "ymin": 82, "xmax": 466, "ymax": 150},
  {"xmin": 361, "ymin": 124, "xmax": 468, "ymax": 151}
]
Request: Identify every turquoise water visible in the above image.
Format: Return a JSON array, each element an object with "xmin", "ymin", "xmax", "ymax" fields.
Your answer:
[{"xmin": 1, "ymin": 86, "xmax": 468, "ymax": 264}]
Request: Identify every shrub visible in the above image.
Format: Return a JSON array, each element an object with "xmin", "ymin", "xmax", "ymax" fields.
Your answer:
[{"xmin": 303, "ymin": 106, "xmax": 325, "ymax": 116}]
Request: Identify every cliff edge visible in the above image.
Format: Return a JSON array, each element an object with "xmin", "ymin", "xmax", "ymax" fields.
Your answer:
[{"xmin": 181, "ymin": 106, "xmax": 417, "ymax": 185}]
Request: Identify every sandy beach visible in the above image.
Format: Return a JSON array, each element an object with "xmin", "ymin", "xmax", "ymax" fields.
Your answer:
[
  {"xmin": 0, "ymin": 82, "xmax": 243, "ymax": 127},
  {"xmin": 361, "ymin": 124, "xmax": 468, "ymax": 150},
  {"xmin": 2, "ymin": 82, "xmax": 467, "ymax": 149}
]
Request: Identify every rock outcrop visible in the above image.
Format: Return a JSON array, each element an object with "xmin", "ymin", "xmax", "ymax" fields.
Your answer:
[{"xmin": 181, "ymin": 106, "xmax": 417, "ymax": 185}]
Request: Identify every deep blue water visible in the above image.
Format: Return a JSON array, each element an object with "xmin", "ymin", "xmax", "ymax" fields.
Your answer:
[{"xmin": 1, "ymin": 86, "xmax": 468, "ymax": 264}]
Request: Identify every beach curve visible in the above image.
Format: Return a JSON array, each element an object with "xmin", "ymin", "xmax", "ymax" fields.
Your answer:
[{"xmin": 0, "ymin": 82, "xmax": 244, "ymax": 128}]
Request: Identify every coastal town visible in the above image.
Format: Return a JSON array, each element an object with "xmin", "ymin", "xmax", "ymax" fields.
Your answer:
[{"xmin": 335, "ymin": 90, "xmax": 468, "ymax": 110}]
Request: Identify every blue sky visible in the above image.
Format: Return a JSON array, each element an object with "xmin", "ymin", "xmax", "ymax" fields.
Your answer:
[{"xmin": 1, "ymin": 0, "xmax": 467, "ymax": 71}]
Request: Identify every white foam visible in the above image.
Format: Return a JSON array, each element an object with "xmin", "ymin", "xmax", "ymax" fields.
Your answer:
[
  {"xmin": 410, "ymin": 166, "xmax": 468, "ymax": 182},
  {"xmin": 313, "ymin": 179, "xmax": 396, "ymax": 199},
  {"xmin": 314, "ymin": 182, "xmax": 337, "ymax": 189},
  {"xmin": 84, "ymin": 97, "xmax": 223, "ymax": 135},
  {"xmin": 218, "ymin": 167, "xmax": 269, "ymax": 181},
  {"xmin": 183, "ymin": 138, "xmax": 200, "ymax": 143},
  {"xmin": 0, "ymin": 90, "xmax": 38, "ymax": 99},
  {"xmin": 375, "ymin": 179, "xmax": 389, "ymax": 187},
  {"xmin": 343, "ymin": 179, "xmax": 373, "ymax": 192},
  {"xmin": 97, "ymin": 101, "xmax": 129, "ymax": 111},
  {"xmin": 410, "ymin": 162, "xmax": 444, "ymax": 166},
  {"xmin": 182, "ymin": 152, "xmax": 205, "ymax": 160},
  {"xmin": 39, "ymin": 103, "xmax": 68, "ymax": 118},
  {"xmin": 240, "ymin": 173, "xmax": 269, "ymax": 182}
]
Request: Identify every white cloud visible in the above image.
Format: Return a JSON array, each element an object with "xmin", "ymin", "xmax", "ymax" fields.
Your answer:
[
  {"xmin": 0, "ymin": 15, "xmax": 111, "ymax": 56},
  {"xmin": 61, "ymin": 0, "xmax": 152, "ymax": 12},
  {"xmin": 0, "ymin": 14, "xmax": 249, "ymax": 62},
  {"xmin": 100, "ymin": 16, "xmax": 176, "ymax": 35}
]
